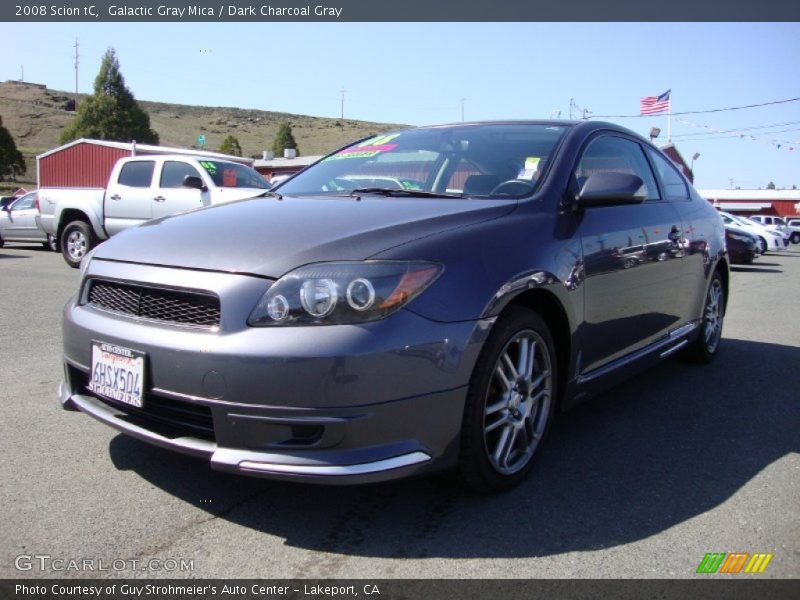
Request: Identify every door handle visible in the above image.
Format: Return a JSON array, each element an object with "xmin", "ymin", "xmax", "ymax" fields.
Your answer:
[
  {"xmin": 153, "ymin": 196, "xmax": 166, "ymax": 203},
  {"xmin": 109, "ymin": 194, "xmax": 121, "ymax": 201}
]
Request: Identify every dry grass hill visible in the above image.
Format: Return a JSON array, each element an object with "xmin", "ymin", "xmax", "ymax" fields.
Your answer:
[{"xmin": 0, "ymin": 80, "xmax": 404, "ymax": 187}]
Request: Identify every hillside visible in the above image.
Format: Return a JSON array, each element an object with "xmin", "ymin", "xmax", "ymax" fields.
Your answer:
[{"xmin": 0, "ymin": 80, "xmax": 404, "ymax": 187}]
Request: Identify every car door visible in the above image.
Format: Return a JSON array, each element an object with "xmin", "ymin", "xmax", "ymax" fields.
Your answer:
[
  {"xmin": 575, "ymin": 134, "xmax": 686, "ymax": 374},
  {"xmin": 152, "ymin": 160, "xmax": 207, "ymax": 220},
  {"xmin": 643, "ymin": 146, "xmax": 709, "ymax": 323},
  {"xmin": 1, "ymin": 193, "xmax": 41, "ymax": 241},
  {"xmin": 104, "ymin": 160, "xmax": 156, "ymax": 235}
]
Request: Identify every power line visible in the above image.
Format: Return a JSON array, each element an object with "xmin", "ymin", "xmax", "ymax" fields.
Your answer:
[
  {"xmin": 670, "ymin": 120, "xmax": 800, "ymax": 138},
  {"xmin": 591, "ymin": 96, "xmax": 800, "ymax": 118}
]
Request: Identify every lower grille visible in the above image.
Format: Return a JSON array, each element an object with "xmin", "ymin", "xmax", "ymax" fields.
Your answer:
[
  {"xmin": 86, "ymin": 279, "xmax": 220, "ymax": 328},
  {"xmin": 70, "ymin": 366, "xmax": 215, "ymax": 441}
]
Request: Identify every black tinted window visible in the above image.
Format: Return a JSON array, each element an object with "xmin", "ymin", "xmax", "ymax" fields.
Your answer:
[
  {"xmin": 118, "ymin": 161, "xmax": 155, "ymax": 188},
  {"xmin": 575, "ymin": 136, "xmax": 660, "ymax": 201},
  {"xmin": 160, "ymin": 161, "xmax": 202, "ymax": 188},
  {"xmin": 646, "ymin": 148, "xmax": 689, "ymax": 201}
]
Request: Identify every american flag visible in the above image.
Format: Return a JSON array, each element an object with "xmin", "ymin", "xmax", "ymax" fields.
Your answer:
[{"xmin": 640, "ymin": 90, "xmax": 671, "ymax": 115}]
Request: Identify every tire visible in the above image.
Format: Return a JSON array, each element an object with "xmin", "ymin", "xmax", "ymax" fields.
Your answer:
[
  {"xmin": 683, "ymin": 271, "xmax": 724, "ymax": 364},
  {"xmin": 0, "ymin": 233, "xmax": 4, "ymax": 248},
  {"xmin": 791, "ymin": 232, "xmax": 800, "ymax": 244},
  {"xmin": 459, "ymin": 306, "xmax": 557, "ymax": 493},
  {"xmin": 42, "ymin": 234, "xmax": 57, "ymax": 252},
  {"xmin": 758, "ymin": 237, "xmax": 768, "ymax": 254},
  {"xmin": 60, "ymin": 220, "xmax": 95, "ymax": 268}
]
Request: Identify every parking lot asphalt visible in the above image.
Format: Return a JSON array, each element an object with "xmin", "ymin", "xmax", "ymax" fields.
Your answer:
[{"xmin": 1, "ymin": 243, "xmax": 798, "ymax": 580}]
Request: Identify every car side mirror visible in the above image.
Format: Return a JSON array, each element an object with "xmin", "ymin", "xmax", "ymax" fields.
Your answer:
[
  {"xmin": 183, "ymin": 175, "xmax": 207, "ymax": 191},
  {"xmin": 576, "ymin": 172, "xmax": 646, "ymax": 208}
]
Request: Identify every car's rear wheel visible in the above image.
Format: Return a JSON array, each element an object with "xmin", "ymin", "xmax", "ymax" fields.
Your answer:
[
  {"xmin": 61, "ymin": 220, "xmax": 94, "ymax": 268},
  {"xmin": 683, "ymin": 271, "xmax": 724, "ymax": 364},
  {"xmin": 43, "ymin": 234, "xmax": 57, "ymax": 252},
  {"xmin": 460, "ymin": 307, "xmax": 557, "ymax": 493}
]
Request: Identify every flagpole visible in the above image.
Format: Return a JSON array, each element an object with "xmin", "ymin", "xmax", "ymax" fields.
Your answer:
[{"xmin": 667, "ymin": 90, "xmax": 672, "ymax": 142}]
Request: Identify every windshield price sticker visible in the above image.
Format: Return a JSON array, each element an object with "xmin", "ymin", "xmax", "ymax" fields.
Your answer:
[
  {"xmin": 88, "ymin": 342, "xmax": 145, "ymax": 408},
  {"xmin": 326, "ymin": 134, "xmax": 401, "ymax": 161}
]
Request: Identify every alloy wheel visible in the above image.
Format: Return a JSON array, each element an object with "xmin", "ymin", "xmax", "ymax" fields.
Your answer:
[
  {"xmin": 483, "ymin": 330, "xmax": 552, "ymax": 475},
  {"xmin": 703, "ymin": 278, "xmax": 724, "ymax": 353}
]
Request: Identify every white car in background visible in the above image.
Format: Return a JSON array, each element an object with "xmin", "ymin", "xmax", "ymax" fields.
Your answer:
[
  {"xmin": 748, "ymin": 215, "xmax": 797, "ymax": 245},
  {"xmin": 718, "ymin": 211, "xmax": 783, "ymax": 254}
]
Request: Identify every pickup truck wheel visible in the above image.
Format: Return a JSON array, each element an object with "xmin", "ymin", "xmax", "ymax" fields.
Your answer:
[
  {"xmin": 791, "ymin": 232, "xmax": 800, "ymax": 244},
  {"xmin": 0, "ymin": 233, "xmax": 4, "ymax": 248},
  {"xmin": 61, "ymin": 221, "xmax": 94, "ymax": 268}
]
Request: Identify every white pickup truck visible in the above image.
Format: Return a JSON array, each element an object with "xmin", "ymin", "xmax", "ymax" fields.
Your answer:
[{"xmin": 38, "ymin": 154, "xmax": 270, "ymax": 267}]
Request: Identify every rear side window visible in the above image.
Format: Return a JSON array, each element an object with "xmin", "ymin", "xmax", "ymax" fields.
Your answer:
[
  {"xmin": 575, "ymin": 136, "xmax": 660, "ymax": 201},
  {"xmin": 117, "ymin": 161, "xmax": 155, "ymax": 188},
  {"xmin": 160, "ymin": 161, "xmax": 202, "ymax": 188},
  {"xmin": 646, "ymin": 148, "xmax": 689, "ymax": 201}
]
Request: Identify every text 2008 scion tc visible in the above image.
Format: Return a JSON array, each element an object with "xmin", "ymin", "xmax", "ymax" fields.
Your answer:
[{"xmin": 60, "ymin": 121, "xmax": 727, "ymax": 492}]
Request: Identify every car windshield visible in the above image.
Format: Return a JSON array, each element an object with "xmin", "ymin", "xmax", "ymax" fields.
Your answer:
[
  {"xmin": 197, "ymin": 161, "xmax": 269, "ymax": 189},
  {"xmin": 277, "ymin": 124, "xmax": 569, "ymax": 199}
]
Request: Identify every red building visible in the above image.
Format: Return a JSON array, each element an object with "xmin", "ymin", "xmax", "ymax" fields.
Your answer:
[
  {"xmin": 698, "ymin": 189, "xmax": 800, "ymax": 219},
  {"xmin": 37, "ymin": 139, "xmax": 254, "ymax": 189}
]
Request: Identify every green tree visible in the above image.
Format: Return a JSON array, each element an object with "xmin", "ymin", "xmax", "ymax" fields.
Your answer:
[
  {"xmin": 271, "ymin": 122, "xmax": 299, "ymax": 157},
  {"xmin": 766, "ymin": 181, "xmax": 776, "ymax": 190},
  {"xmin": 0, "ymin": 115, "xmax": 26, "ymax": 180},
  {"xmin": 219, "ymin": 135, "xmax": 242, "ymax": 157},
  {"xmin": 60, "ymin": 48, "xmax": 159, "ymax": 145}
]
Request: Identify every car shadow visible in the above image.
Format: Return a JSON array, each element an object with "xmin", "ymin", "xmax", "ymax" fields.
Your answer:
[
  {"xmin": 108, "ymin": 338, "xmax": 799, "ymax": 559},
  {"xmin": 0, "ymin": 253, "xmax": 29, "ymax": 259}
]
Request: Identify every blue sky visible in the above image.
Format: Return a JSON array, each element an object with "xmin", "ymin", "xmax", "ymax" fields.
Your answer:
[{"xmin": 3, "ymin": 22, "xmax": 799, "ymax": 189}]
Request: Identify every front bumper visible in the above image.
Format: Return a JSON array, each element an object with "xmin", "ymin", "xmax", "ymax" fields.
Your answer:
[{"xmin": 60, "ymin": 260, "xmax": 491, "ymax": 483}]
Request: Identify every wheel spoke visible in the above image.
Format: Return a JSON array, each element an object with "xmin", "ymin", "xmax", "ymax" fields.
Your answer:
[
  {"xmin": 485, "ymin": 415, "xmax": 508, "ymax": 433},
  {"xmin": 516, "ymin": 338, "xmax": 531, "ymax": 381},
  {"xmin": 494, "ymin": 364, "xmax": 512, "ymax": 393},
  {"xmin": 530, "ymin": 369, "xmax": 550, "ymax": 392},
  {"xmin": 495, "ymin": 425, "xmax": 518, "ymax": 468},
  {"xmin": 502, "ymin": 353, "xmax": 519, "ymax": 381}
]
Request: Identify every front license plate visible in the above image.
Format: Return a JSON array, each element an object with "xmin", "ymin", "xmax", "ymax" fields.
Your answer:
[{"xmin": 88, "ymin": 342, "xmax": 145, "ymax": 408}]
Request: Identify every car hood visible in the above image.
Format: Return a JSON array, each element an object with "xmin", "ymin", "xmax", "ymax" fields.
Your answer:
[
  {"xmin": 93, "ymin": 195, "xmax": 518, "ymax": 278},
  {"xmin": 212, "ymin": 187, "xmax": 269, "ymax": 203}
]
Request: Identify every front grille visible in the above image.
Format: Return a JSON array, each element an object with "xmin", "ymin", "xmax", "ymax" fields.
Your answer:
[
  {"xmin": 86, "ymin": 279, "xmax": 220, "ymax": 328},
  {"xmin": 70, "ymin": 366, "xmax": 215, "ymax": 441}
]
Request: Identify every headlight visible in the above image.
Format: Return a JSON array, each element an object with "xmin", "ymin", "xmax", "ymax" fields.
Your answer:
[{"xmin": 248, "ymin": 261, "xmax": 442, "ymax": 326}]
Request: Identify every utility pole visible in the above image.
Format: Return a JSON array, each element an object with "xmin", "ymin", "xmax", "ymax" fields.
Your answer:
[
  {"xmin": 20, "ymin": 65, "xmax": 23, "ymax": 82},
  {"xmin": 461, "ymin": 98, "xmax": 465, "ymax": 122},
  {"xmin": 340, "ymin": 87, "xmax": 345, "ymax": 120},
  {"xmin": 569, "ymin": 98, "xmax": 574, "ymax": 120},
  {"xmin": 73, "ymin": 38, "xmax": 79, "ymax": 108}
]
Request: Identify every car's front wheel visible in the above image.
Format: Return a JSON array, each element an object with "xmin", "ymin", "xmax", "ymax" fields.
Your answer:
[
  {"xmin": 791, "ymin": 232, "xmax": 800, "ymax": 244},
  {"xmin": 460, "ymin": 306, "xmax": 557, "ymax": 493}
]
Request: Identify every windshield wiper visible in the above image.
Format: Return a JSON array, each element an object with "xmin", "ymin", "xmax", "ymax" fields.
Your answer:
[
  {"xmin": 347, "ymin": 187, "xmax": 463, "ymax": 199},
  {"xmin": 256, "ymin": 190, "xmax": 283, "ymax": 200}
]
